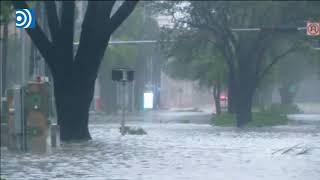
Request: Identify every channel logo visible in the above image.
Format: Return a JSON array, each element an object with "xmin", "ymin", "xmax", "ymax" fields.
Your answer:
[{"xmin": 16, "ymin": 9, "xmax": 36, "ymax": 28}]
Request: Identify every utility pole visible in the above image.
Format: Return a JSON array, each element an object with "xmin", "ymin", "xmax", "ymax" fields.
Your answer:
[
  {"xmin": 121, "ymin": 81, "xmax": 126, "ymax": 135},
  {"xmin": 1, "ymin": 22, "xmax": 9, "ymax": 97},
  {"xmin": 21, "ymin": 28, "xmax": 26, "ymax": 84}
]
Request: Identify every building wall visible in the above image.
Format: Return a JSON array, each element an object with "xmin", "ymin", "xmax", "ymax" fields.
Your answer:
[{"xmin": 160, "ymin": 72, "xmax": 213, "ymax": 108}]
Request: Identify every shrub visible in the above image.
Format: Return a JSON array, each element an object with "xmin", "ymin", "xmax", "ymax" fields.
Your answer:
[
  {"xmin": 212, "ymin": 112, "xmax": 288, "ymax": 127},
  {"xmin": 266, "ymin": 103, "xmax": 301, "ymax": 115}
]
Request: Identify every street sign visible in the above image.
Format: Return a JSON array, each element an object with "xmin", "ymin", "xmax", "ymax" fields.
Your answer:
[
  {"xmin": 112, "ymin": 68, "xmax": 134, "ymax": 82},
  {"xmin": 307, "ymin": 22, "xmax": 320, "ymax": 36},
  {"xmin": 111, "ymin": 68, "xmax": 134, "ymax": 135}
]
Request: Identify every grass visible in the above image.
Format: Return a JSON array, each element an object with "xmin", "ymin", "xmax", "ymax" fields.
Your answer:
[
  {"xmin": 0, "ymin": 115, "xmax": 8, "ymax": 124},
  {"xmin": 211, "ymin": 104, "xmax": 300, "ymax": 127},
  {"xmin": 212, "ymin": 112, "xmax": 288, "ymax": 127}
]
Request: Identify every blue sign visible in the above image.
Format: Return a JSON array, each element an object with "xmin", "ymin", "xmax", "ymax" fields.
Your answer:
[{"xmin": 16, "ymin": 9, "xmax": 36, "ymax": 28}]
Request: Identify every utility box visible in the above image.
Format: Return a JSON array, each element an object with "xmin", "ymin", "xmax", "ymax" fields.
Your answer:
[
  {"xmin": 24, "ymin": 81, "xmax": 51, "ymax": 153},
  {"xmin": 5, "ymin": 81, "xmax": 58, "ymax": 153}
]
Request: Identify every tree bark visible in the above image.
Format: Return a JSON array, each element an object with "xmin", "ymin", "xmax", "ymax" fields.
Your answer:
[
  {"xmin": 53, "ymin": 68, "xmax": 95, "ymax": 141},
  {"xmin": 213, "ymin": 83, "xmax": 221, "ymax": 115},
  {"xmin": 235, "ymin": 91, "xmax": 253, "ymax": 127},
  {"xmin": 235, "ymin": 77, "xmax": 255, "ymax": 127},
  {"xmin": 227, "ymin": 73, "xmax": 236, "ymax": 113},
  {"xmin": 234, "ymin": 52, "xmax": 256, "ymax": 127}
]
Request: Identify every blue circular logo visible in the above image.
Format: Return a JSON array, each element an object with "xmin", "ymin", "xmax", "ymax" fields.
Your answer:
[{"xmin": 16, "ymin": 9, "xmax": 35, "ymax": 28}]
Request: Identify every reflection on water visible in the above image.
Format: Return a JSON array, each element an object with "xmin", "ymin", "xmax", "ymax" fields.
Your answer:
[{"xmin": 1, "ymin": 113, "xmax": 320, "ymax": 180}]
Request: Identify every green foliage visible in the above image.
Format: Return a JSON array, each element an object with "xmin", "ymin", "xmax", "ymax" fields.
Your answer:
[
  {"xmin": 162, "ymin": 26, "xmax": 228, "ymax": 88},
  {"xmin": 265, "ymin": 104, "xmax": 302, "ymax": 115},
  {"xmin": 211, "ymin": 113, "xmax": 236, "ymax": 126},
  {"xmin": 164, "ymin": 58, "xmax": 193, "ymax": 80},
  {"xmin": 0, "ymin": 1, "xmax": 13, "ymax": 24},
  {"xmin": 212, "ymin": 103, "xmax": 299, "ymax": 127},
  {"xmin": 212, "ymin": 112, "xmax": 288, "ymax": 127},
  {"xmin": 0, "ymin": 115, "xmax": 8, "ymax": 123}
]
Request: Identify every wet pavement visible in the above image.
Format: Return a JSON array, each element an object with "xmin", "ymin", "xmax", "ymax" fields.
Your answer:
[{"xmin": 1, "ymin": 110, "xmax": 320, "ymax": 180}]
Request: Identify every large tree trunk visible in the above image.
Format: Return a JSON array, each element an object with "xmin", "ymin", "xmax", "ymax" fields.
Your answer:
[
  {"xmin": 234, "ymin": 53, "xmax": 256, "ymax": 127},
  {"xmin": 235, "ymin": 87, "xmax": 254, "ymax": 127},
  {"xmin": 53, "ymin": 73, "xmax": 95, "ymax": 141}
]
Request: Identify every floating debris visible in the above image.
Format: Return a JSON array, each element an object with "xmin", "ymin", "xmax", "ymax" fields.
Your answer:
[{"xmin": 119, "ymin": 126, "xmax": 147, "ymax": 135}]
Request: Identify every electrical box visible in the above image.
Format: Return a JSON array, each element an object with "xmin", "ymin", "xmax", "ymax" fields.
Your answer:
[
  {"xmin": 24, "ymin": 81, "xmax": 51, "ymax": 153},
  {"xmin": 5, "ymin": 81, "xmax": 58, "ymax": 153}
]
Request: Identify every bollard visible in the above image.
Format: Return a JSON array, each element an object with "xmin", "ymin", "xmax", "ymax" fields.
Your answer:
[
  {"xmin": 7, "ymin": 87, "xmax": 27, "ymax": 151},
  {"xmin": 50, "ymin": 124, "xmax": 60, "ymax": 147}
]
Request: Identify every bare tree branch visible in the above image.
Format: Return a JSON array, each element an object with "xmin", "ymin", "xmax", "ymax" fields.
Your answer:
[
  {"xmin": 44, "ymin": 1, "xmax": 60, "ymax": 41},
  {"xmin": 252, "ymin": 32, "xmax": 274, "ymax": 76},
  {"xmin": 74, "ymin": 1, "xmax": 118, "ymax": 78},
  {"xmin": 109, "ymin": 0, "xmax": 139, "ymax": 34},
  {"xmin": 257, "ymin": 42, "xmax": 301, "ymax": 83},
  {"xmin": 105, "ymin": 0, "xmax": 117, "ymax": 18}
]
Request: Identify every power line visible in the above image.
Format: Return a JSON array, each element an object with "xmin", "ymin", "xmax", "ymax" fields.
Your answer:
[
  {"xmin": 231, "ymin": 27, "xmax": 307, "ymax": 32},
  {"xmin": 73, "ymin": 26, "xmax": 319, "ymax": 50},
  {"xmin": 73, "ymin": 27, "xmax": 308, "ymax": 45}
]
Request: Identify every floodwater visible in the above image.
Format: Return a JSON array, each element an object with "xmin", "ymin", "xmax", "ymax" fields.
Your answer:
[{"xmin": 1, "ymin": 110, "xmax": 320, "ymax": 180}]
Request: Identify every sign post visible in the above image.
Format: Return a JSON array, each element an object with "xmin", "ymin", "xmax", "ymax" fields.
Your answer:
[
  {"xmin": 121, "ymin": 81, "xmax": 126, "ymax": 135},
  {"xmin": 112, "ymin": 68, "xmax": 134, "ymax": 135}
]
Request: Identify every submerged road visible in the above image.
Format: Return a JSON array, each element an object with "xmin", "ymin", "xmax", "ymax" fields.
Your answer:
[{"xmin": 1, "ymin": 110, "xmax": 320, "ymax": 180}]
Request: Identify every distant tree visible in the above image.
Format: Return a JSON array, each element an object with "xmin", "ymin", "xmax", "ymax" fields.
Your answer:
[
  {"xmin": 155, "ymin": 1, "xmax": 320, "ymax": 126},
  {"xmin": 12, "ymin": 1, "xmax": 139, "ymax": 141},
  {"xmin": 191, "ymin": 45, "xmax": 227, "ymax": 115},
  {"xmin": 162, "ymin": 29, "xmax": 227, "ymax": 114}
]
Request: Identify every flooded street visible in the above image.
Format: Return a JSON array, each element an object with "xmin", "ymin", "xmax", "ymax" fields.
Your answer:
[
  {"xmin": 2, "ymin": 1, "xmax": 320, "ymax": 179},
  {"xmin": 1, "ymin": 110, "xmax": 320, "ymax": 180}
]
